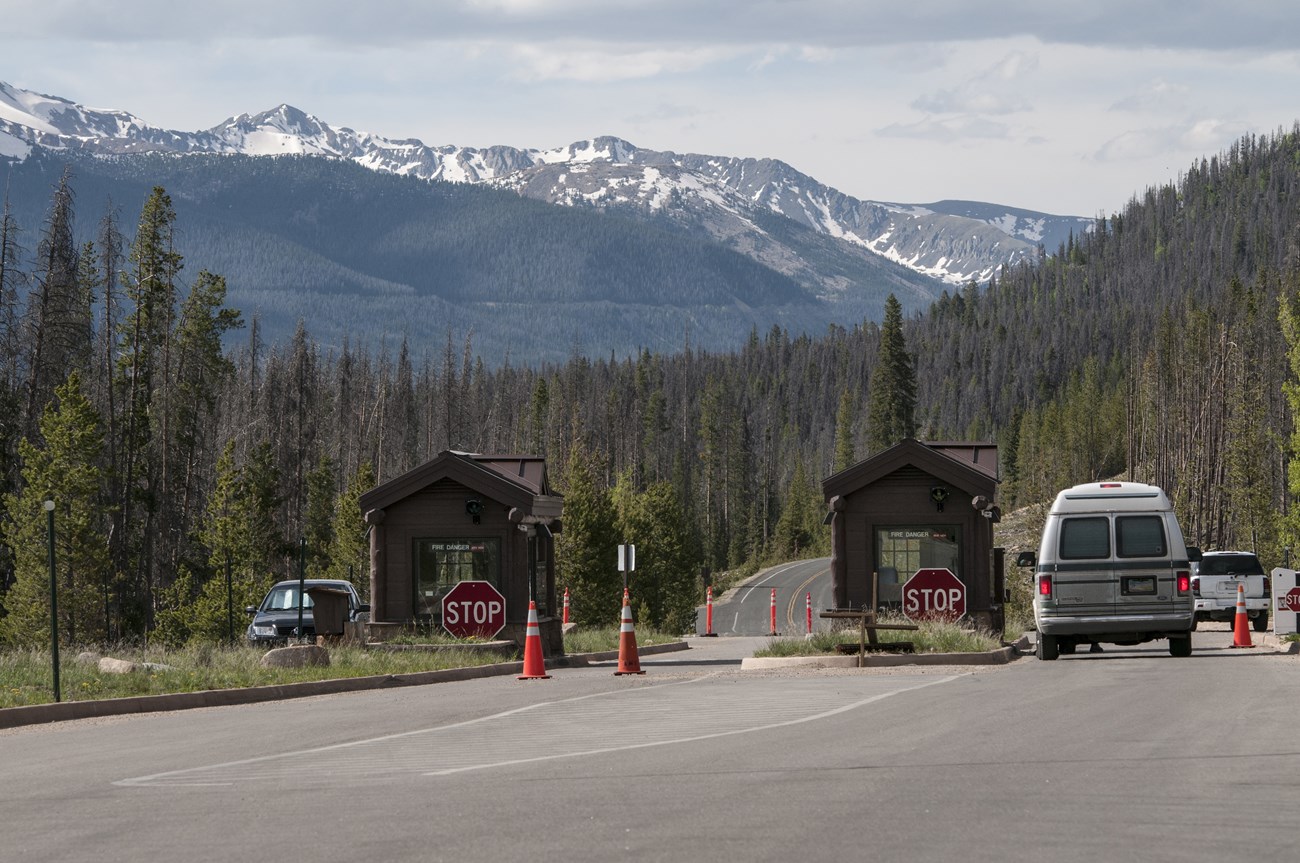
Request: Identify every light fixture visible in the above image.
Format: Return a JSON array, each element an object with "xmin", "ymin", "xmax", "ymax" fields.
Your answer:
[
  {"xmin": 465, "ymin": 498, "xmax": 483, "ymax": 524},
  {"xmin": 929, "ymin": 486, "xmax": 950, "ymax": 512}
]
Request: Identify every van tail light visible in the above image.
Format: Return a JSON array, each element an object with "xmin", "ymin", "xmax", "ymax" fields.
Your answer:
[
  {"xmin": 1039, "ymin": 576, "xmax": 1052, "ymax": 598},
  {"xmin": 1190, "ymin": 576, "xmax": 1200, "ymax": 597},
  {"xmin": 1176, "ymin": 571, "xmax": 1191, "ymax": 594}
]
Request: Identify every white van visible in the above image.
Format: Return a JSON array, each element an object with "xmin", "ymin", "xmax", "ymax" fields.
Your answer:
[{"xmin": 1016, "ymin": 482, "xmax": 1199, "ymax": 660}]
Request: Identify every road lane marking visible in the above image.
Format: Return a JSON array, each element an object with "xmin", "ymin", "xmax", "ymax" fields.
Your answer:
[
  {"xmin": 114, "ymin": 673, "xmax": 961, "ymax": 788},
  {"xmin": 785, "ymin": 563, "xmax": 830, "ymax": 630}
]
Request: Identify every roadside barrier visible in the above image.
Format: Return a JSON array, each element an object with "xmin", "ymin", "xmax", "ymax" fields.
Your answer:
[
  {"xmin": 769, "ymin": 588, "xmax": 778, "ymax": 636},
  {"xmin": 702, "ymin": 586, "xmax": 718, "ymax": 636},
  {"xmin": 1231, "ymin": 582, "xmax": 1255, "ymax": 648},
  {"xmin": 562, "ymin": 587, "xmax": 570, "ymax": 625},
  {"xmin": 517, "ymin": 600, "xmax": 552, "ymax": 679},
  {"xmin": 614, "ymin": 589, "xmax": 645, "ymax": 675},
  {"xmin": 806, "ymin": 592, "xmax": 812, "ymax": 634}
]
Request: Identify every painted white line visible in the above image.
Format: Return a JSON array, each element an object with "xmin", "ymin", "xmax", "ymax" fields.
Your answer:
[
  {"xmin": 114, "ymin": 673, "xmax": 964, "ymax": 788},
  {"xmin": 114, "ymin": 675, "xmax": 714, "ymax": 787},
  {"xmin": 423, "ymin": 674, "xmax": 957, "ymax": 777},
  {"xmin": 735, "ymin": 561, "xmax": 801, "ymax": 602}
]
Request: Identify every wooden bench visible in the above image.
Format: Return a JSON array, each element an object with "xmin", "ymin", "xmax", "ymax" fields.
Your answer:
[{"xmin": 819, "ymin": 609, "xmax": 919, "ymax": 666}]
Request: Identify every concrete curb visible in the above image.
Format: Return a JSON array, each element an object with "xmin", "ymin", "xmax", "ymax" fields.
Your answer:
[
  {"xmin": 0, "ymin": 641, "xmax": 692, "ymax": 730},
  {"xmin": 558, "ymin": 640, "xmax": 690, "ymax": 666},
  {"xmin": 738, "ymin": 636, "xmax": 1019, "ymax": 670},
  {"xmin": 740, "ymin": 643, "xmax": 1022, "ymax": 670}
]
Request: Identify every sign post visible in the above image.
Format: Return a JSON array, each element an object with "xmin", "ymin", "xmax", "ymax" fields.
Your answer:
[
  {"xmin": 618, "ymin": 543, "xmax": 636, "ymax": 591},
  {"xmin": 442, "ymin": 580, "xmax": 507, "ymax": 640},
  {"xmin": 901, "ymin": 567, "xmax": 966, "ymax": 622},
  {"xmin": 1271, "ymin": 567, "xmax": 1300, "ymax": 635}
]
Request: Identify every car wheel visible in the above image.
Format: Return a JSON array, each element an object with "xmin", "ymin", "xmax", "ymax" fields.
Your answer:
[
  {"xmin": 1169, "ymin": 636, "xmax": 1193, "ymax": 657},
  {"xmin": 1036, "ymin": 632, "xmax": 1059, "ymax": 661},
  {"xmin": 1253, "ymin": 614, "xmax": 1268, "ymax": 633}
]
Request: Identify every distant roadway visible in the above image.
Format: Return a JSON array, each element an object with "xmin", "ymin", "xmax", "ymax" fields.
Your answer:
[{"xmin": 699, "ymin": 557, "xmax": 835, "ymax": 636}]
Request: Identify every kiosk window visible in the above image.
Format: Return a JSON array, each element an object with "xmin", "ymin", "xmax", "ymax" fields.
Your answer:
[
  {"xmin": 414, "ymin": 539, "xmax": 501, "ymax": 618},
  {"xmin": 876, "ymin": 526, "xmax": 961, "ymax": 585}
]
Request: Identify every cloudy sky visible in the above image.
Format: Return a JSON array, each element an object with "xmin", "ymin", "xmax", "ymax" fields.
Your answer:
[{"xmin": 4, "ymin": 1, "xmax": 1300, "ymax": 216}]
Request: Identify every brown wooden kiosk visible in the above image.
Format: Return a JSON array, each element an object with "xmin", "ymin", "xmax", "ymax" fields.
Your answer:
[
  {"xmin": 358, "ymin": 451, "xmax": 564, "ymax": 654},
  {"xmin": 822, "ymin": 439, "xmax": 1005, "ymax": 632}
]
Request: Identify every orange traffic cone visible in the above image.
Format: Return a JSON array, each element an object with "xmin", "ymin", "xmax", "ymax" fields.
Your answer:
[
  {"xmin": 614, "ymin": 589, "xmax": 645, "ymax": 675},
  {"xmin": 1231, "ymin": 582, "xmax": 1255, "ymax": 649},
  {"xmin": 517, "ymin": 600, "xmax": 552, "ymax": 679}
]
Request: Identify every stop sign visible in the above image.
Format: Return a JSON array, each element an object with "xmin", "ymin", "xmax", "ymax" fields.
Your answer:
[
  {"xmin": 442, "ymin": 580, "xmax": 507, "ymax": 639},
  {"xmin": 1278, "ymin": 587, "xmax": 1300, "ymax": 613},
  {"xmin": 902, "ymin": 568, "xmax": 966, "ymax": 622}
]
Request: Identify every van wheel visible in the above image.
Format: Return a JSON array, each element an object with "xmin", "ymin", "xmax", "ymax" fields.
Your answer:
[
  {"xmin": 1253, "ymin": 615, "xmax": 1268, "ymax": 633},
  {"xmin": 1169, "ymin": 636, "xmax": 1193, "ymax": 657},
  {"xmin": 1036, "ymin": 633, "xmax": 1059, "ymax": 661}
]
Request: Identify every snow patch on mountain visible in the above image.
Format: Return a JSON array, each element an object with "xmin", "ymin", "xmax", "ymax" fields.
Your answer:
[{"xmin": 0, "ymin": 81, "xmax": 1093, "ymax": 287}]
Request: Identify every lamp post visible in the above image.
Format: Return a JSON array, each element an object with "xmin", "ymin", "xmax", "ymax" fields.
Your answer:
[
  {"xmin": 297, "ymin": 537, "xmax": 306, "ymax": 643},
  {"xmin": 44, "ymin": 499, "xmax": 59, "ymax": 703}
]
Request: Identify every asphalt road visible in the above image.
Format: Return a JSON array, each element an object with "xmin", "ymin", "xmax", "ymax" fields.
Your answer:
[
  {"xmin": 701, "ymin": 557, "xmax": 834, "ymax": 636},
  {"xmin": 3, "ymin": 624, "xmax": 1298, "ymax": 863}
]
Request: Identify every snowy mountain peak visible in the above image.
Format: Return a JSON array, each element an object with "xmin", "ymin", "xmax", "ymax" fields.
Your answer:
[{"xmin": 0, "ymin": 81, "xmax": 1092, "ymax": 287}]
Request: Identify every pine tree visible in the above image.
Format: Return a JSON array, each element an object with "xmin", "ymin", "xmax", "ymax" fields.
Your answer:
[
  {"xmin": 0, "ymin": 372, "xmax": 111, "ymax": 646},
  {"xmin": 865, "ymin": 294, "xmax": 917, "ymax": 452},
  {"xmin": 24, "ymin": 168, "xmax": 90, "ymax": 440},
  {"xmin": 114, "ymin": 186, "xmax": 182, "ymax": 633},
  {"xmin": 555, "ymin": 445, "xmax": 621, "ymax": 626},
  {"xmin": 613, "ymin": 476, "xmax": 701, "ymax": 633},
  {"xmin": 772, "ymin": 460, "xmax": 824, "ymax": 559},
  {"xmin": 324, "ymin": 461, "xmax": 376, "ymax": 594},
  {"xmin": 303, "ymin": 455, "xmax": 337, "ymax": 576},
  {"xmin": 833, "ymin": 388, "xmax": 857, "ymax": 472}
]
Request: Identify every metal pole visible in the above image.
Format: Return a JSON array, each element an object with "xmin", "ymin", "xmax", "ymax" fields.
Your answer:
[
  {"xmin": 225, "ymin": 551, "xmax": 233, "ymax": 644},
  {"xmin": 297, "ymin": 537, "xmax": 306, "ymax": 643},
  {"xmin": 45, "ymin": 499, "xmax": 59, "ymax": 703}
]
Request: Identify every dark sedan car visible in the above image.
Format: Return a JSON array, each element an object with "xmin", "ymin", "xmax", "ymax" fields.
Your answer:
[{"xmin": 245, "ymin": 579, "xmax": 369, "ymax": 644}]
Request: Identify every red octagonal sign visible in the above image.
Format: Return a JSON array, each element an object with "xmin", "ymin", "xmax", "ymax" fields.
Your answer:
[
  {"xmin": 902, "ymin": 567, "xmax": 966, "ymax": 622},
  {"xmin": 442, "ymin": 580, "xmax": 507, "ymax": 639},
  {"xmin": 1278, "ymin": 587, "xmax": 1300, "ymax": 614}
]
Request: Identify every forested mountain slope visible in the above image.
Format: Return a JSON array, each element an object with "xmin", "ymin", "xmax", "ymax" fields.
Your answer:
[
  {"xmin": 4, "ymin": 123, "xmax": 1300, "ymax": 645},
  {"xmin": 908, "ymin": 126, "xmax": 1300, "ymax": 556}
]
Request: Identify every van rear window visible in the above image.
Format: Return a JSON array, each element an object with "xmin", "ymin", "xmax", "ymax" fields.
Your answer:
[
  {"xmin": 1060, "ymin": 517, "xmax": 1110, "ymax": 559},
  {"xmin": 1116, "ymin": 515, "xmax": 1166, "ymax": 557}
]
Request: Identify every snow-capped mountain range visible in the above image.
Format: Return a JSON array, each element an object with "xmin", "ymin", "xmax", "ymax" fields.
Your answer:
[{"xmin": 0, "ymin": 81, "xmax": 1091, "ymax": 289}]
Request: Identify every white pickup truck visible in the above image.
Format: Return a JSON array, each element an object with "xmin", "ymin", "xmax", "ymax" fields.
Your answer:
[{"xmin": 1191, "ymin": 551, "xmax": 1270, "ymax": 632}]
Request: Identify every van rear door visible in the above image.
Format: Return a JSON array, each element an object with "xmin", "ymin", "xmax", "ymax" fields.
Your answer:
[
  {"xmin": 1053, "ymin": 516, "xmax": 1116, "ymax": 614},
  {"xmin": 1113, "ymin": 514, "xmax": 1175, "ymax": 616}
]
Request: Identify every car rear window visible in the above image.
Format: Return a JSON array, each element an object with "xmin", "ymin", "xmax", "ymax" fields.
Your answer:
[
  {"xmin": 1060, "ymin": 517, "xmax": 1110, "ymax": 559},
  {"xmin": 1198, "ymin": 554, "xmax": 1264, "ymax": 575},
  {"xmin": 1116, "ymin": 515, "xmax": 1167, "ymax": 558}
]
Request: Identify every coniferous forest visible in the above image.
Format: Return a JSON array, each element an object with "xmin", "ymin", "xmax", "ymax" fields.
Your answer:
[{"xmin": 4, "ymin": 123, "xmax": 1300, "ymax": 645}]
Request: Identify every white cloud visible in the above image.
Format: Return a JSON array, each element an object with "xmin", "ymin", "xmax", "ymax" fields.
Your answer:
[
  {"xmin": 877, "ymin": 116, "xmax": 1012, "ymax": 141},
  {"xmin": 505, "ymin": 43, "xmax": 742, "ymax": 82}
]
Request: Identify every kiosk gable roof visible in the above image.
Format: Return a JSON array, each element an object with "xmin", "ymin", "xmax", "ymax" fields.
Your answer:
[
  {"xmin": 822, "ymin": 438, "xmax": 999, "ymax": 501},
  {"xmin": 359, "ymin": 450, "xmax": 559, "ymax": 515}
]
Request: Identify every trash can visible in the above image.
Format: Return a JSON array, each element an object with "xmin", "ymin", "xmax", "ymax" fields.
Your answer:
[{"xmin": 305, "ymin": 586, "xmax": 351, "ymax": 637}]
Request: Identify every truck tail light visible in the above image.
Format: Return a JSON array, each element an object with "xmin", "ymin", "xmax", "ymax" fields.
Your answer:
[
  {"xmin": 1176, "ymin": 571, "xmax": 1191, "ymax": 594},
  {"xmin": 1262, "ymin": 574, "xmax": 1271, "ymax": 597},
  {"xmin": 1039, "ymin": 576, "xmax": 1052, "ymax": 598},
  {"xmin": 1190, "ymin": 576, "xmax": 1200, "ymax": 597}
]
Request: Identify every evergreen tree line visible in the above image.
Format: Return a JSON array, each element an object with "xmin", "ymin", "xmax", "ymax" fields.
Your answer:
[
  {"xmin": 6, "ymin": 123, "xmax": 1300, "ymax": 645},
  {"xmin": 915, "ymin": 125, "xmax": 1300, "ymax": 566},
  {"xmin": 0, "ymin": 172, "xmax": 915, "ymax": 645}
]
